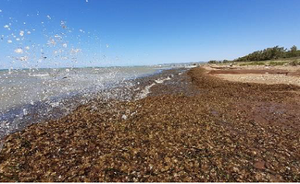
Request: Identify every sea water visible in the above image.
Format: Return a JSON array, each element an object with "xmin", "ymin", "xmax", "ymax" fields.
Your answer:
[{"xmin": 0, "ymin": 66, "xmax": 165, "ymax": 112}]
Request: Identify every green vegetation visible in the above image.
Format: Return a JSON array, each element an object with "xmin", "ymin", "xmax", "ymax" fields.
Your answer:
[
  {"xmin": 208, "ymin": 60, "xmax": 231, "ymax": 64},
  {"xmin": 237, "ymin": 59, "xmax": 300, "ymax": 66},
  {"xmin": 239, "ymin": 61, "xmax": 265, "ymax": 66},
  {"xmin": 269, "ymin": 61, "xmax": 286, "ymax": 66},
  {"xmin": 290, "ymin": 60, "xmax": 300, "ymax": 66},
  {"xmin": 235, "ymin": 45, "xmax": 300, "ymax": 62},
  {"xmin": 208, "ymin": 60, "xmax": 220, "ymax": 64},
  {"xmin": 207, "ymin": 45, "xmax": 300, "ymax": 66}
]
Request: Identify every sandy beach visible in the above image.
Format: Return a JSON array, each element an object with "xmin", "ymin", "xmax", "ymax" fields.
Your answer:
[
  {"xmin": 1, "ymin": 66, "xmax": 300, "ymax": 182},
  {"xmin": 205, "ymin": 65, "xmax": 300, "ymax": 86}
]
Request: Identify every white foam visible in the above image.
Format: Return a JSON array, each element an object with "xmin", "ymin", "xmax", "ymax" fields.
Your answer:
[
  {"xmin": 29, "ymin": 73, "xmax": 50, "ymax": 77},
  {"xmin": 23, "ymin": 108, "xmax": 28, "ymax": 116},
  {"xmin": 185, "ymin": 65, "xmax": 197, "ymax": 68},
  {"xmin": 137, "ymin": 83, "xmax": 156, "ymax": 99},
  {"xmin": 155, "ymin": 76, "xmax": 171, "ymax": 84},
  {"xmin": 137, "ymin": 76, "xmax": 173, "ymax": 99},
  {"xmin": 49, "ymin": 101, "xmax": 60, "ymax": 108}
]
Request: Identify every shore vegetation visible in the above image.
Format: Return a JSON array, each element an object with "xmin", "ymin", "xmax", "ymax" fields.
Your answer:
[{"xmin": 208, "ymin": 45, "xmax": 300, "ymax": 66}]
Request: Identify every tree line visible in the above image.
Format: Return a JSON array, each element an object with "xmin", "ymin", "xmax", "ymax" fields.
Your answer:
[{"xmin": 234, "ymin": 45, "xmax": 300, "ymax": 62}]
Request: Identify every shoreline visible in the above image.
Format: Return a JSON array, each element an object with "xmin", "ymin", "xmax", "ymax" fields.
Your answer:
[
  {"xmin": 1, "ymin": 66, "xmax": 300, "ymax": 182},
  {"xmin": 0, "ymin": 68, "xmax": 187, "ymax": 140}
]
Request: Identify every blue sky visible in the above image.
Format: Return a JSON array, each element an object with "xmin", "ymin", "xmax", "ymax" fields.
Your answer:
[{"xmin": 0, "ymin": 0, "xmax": 300, "ymax": 68}]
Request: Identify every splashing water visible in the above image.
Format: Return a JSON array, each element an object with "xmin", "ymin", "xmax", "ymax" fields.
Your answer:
[
  {"xmin": 0, "ymin": 65, "xmax": 168, "ymax": 139},
  {"xmin": 0, "ymin": 4, "xmax": 184, "ymax": 140}
]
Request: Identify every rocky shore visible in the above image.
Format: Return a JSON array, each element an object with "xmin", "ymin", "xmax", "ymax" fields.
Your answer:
[{"xmin": 0, "ymin": 66, "xmax": 300, "ymax": 182}]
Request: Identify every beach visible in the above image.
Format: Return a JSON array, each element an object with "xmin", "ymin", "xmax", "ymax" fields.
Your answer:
[
  {"xmin": 1, "ymin": 65, "xmax": 300, "ymax": 182},
  {"xmin": 0, "ymin": 66, "xmax": 177, "ymax": 139}
]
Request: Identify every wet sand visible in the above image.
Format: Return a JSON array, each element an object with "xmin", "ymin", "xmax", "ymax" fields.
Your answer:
[{"xmin": 1, "ymin": 66, "xmax": 300, "ymax": 182}]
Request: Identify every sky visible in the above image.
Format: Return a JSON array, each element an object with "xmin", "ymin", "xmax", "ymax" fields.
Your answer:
[{"xmin": 0, "ymin": 0, "xmax": 300, "ymax": 68}]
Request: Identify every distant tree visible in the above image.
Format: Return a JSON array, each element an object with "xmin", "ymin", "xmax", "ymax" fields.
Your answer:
[
  {"xmin": 291, "ymin": 45, "xmax": 297, "ymax": 52},
  {"xmin": 208, "ymin": 60, "xmax": 218, "ymax": 64},
  {"xmin": 289, "ymin": 45, "xmax": 298, "ymax": 57},
  {"xmin": 234, "ymin": 45, "xmax": 297, "ymax": 62}
]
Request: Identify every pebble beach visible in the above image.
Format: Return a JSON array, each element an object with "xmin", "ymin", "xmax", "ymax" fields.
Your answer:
[{"xmin": 0, "ymin": 66, "xmax": 300, "ymax": 182}]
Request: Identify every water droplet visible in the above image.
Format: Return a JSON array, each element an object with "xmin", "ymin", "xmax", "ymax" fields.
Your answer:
[
  {"xmin": 23, "ymin": 109, "xmax": 28, "ymax": 116},
  {"xmin": 19, "ymin": 30, "xmax": 24, "ymax": 36},
  {"xmin": 14, "ymin": 48, "xmax": 23, "ymax": 54},
  {"xmin": 3, "ymin": 25, "xmax": 9, "ymax": 29}
]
